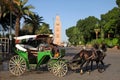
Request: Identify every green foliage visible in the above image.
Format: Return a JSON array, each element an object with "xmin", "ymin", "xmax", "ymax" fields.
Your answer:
[
  {"xmin": 101, "ymin": 7, "xmax": 120, "ymax": 37},
  {"xmin": 0, "ymin": 3, "xmax": 16, "ymax": 31},
  {"xmin": 77, "ymin": 16, "xmax": 100, "ymax": 42},
  {"xmin": 35, "ymin": 23, "xmax": 52, "ymax": 34},
  {"xmin": 66, "ymin": 16, "xmax": 101, "ymax": 45},
  {"xmin": 14, "ymin": 0, "xmax": 34, "ymax": 36},
  {"xmin": 66, "ymin": 0, "xmax": 120, "ymax": 46},
  {"xmin": 0, "ymin": 0, "xmax": 35, "ymax": 36},
  {"xmin": 89, "ymin": 38, "xmax": 119, "ymax": 48},
  {"xmin": 21, "ymin": 24, "xmax": 33, "ymax": 35},
  {"xmin": 24, "ymin": 14, "xmax": 43, "ymax": 34},
  {"xmin": 116, "ymin": 0, "xmax": 120, "ymax": 8},
  {"xmin": 89, "ymin": 39, "xmax": 103, "ymax": 45},
  {"xmin": 112, "ymin": 38, "xmax": 119, "ymax": 46},
  {"xmin": 66, "ymin": 26, "xmax": 77, "ymax": 45},
  {"xmin": 104, "ymin": 39, "xmax": 113, "ymax": 48},
  {"xmin": 104, "ymin": 38, "xmax": 119, "ymax": 48}
]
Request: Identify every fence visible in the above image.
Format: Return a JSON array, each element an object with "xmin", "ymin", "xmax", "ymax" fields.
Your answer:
[{"xmin": 0, "ymin": 38, "xmax": 9, "ymax": 60}]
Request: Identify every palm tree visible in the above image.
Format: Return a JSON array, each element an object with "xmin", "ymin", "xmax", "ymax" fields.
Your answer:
[
  {"xmin": 24, "ymin": 14, "xmax": 43, "ymax": 34},
  {"xmin": 0, "ymin": 0, "xmax": 16, "ymax": 31},
  {"xmin": 2, "ymin": 0, "xmax": 34, "ymax": 37},
  {"xmin": 0, "ymin": 4, "xmax": 9, "ymax": 30},
  {"xmin": 13, "ymin": 0, "xmax": 34, "ymax": 36},
  {"xmin": 21, "ymin": 24, "xmax": 33, "ymax": 35},
  {"xmin": 36, "ymin": 23, "xmax": 52, "ymax": 34}
]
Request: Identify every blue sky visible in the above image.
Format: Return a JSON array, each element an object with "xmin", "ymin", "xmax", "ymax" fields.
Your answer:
[{"xmin": 26, "ymin": 0, "xmax": 117, "ymax": 42}]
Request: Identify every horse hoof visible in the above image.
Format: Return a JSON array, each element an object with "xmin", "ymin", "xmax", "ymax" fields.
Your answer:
[
  {"xmin": 80, "ymin": 70, "xmax": 83, "ymax": 75},
  {"xmin": 98, "ymin": 69, "xmax": 103, "ymax": 73},
  {"xmin": 87, "ymin": 71, "xmax": 90, "ymax": 75},
  {"xmin": 80, "ymin": 72, "xmax": 83, "ymax": 75}
]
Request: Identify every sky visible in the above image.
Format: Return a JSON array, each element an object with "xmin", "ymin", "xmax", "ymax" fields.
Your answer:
[{"xmin": 26, "ymin": 0, "xmax": 117, "ymax": 42}]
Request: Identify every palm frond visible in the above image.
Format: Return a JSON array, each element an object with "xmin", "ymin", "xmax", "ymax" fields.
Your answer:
[{"xmin": 21, "ymin": 0, "xmax": 28, "ymax": 6}]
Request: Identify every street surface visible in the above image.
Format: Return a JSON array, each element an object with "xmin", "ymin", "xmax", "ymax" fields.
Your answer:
[{"xmin": 0, "ymin": 47, "xmax": 120, "ymax": 80}]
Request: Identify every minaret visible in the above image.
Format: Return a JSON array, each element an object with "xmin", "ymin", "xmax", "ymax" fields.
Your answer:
[{"xmin": 53, "ymin": 15, "xmax": 61, "ymax": 45}]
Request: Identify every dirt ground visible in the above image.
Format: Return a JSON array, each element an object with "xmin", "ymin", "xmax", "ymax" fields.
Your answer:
[{"xmin": 0, "ymin": 47, "xmax": 120, "ymax": 80}]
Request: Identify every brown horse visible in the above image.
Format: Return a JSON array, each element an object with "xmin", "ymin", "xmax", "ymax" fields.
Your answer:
[
  {"xmin": 91, "ymin": 43, "xmax": 107, "ymax": 72},
  {"xmin": 72, "ymin": 43, "xmax": 107, "ymax": 74}
]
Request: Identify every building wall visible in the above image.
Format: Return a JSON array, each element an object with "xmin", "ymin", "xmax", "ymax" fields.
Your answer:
[{"xmin": 53, "ymin": 15, "xmax": 61, "ymax": 45}]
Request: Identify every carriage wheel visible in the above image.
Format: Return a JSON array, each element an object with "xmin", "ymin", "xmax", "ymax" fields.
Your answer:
[
  {"xmin": 47, "ymin": 60, "xmax": 55, "ymax": 73},
  {"xmin": 9, "ymin": 55, "xmax": 26, "ymax": 76},
  {"xmin": 47, "ymin": 62, "xmax": 53, "ymax": 73},
  {"xmin": 52, "ymin": 61, "xmax": 68, "ymax": 77}
]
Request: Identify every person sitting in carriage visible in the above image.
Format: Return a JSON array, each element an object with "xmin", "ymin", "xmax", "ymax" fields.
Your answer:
[{"xmin": 50, "ymin": 43, "xmax": 60, "ymax": 58}]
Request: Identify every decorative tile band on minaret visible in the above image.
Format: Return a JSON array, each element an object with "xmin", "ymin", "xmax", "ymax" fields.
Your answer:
[{"xmin": 53, "ymin": 15, "xmax": 61, "ymax": 45}]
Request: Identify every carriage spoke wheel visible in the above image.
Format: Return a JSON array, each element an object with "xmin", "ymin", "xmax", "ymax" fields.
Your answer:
[
  {"xmin": 47, "ymin": 61, "xmax": 53, "ymax": 73},
  {"xmin": 9, "ymin": 55, "xmax": 26, "ymax": 76},
  {"xmin": 52, "ymin": 61, "xmax": 68, "ymax": 77}
]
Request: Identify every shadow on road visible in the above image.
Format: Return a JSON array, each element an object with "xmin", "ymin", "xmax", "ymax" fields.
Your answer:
[{"xmin": 67, "ymin": 63, "xmax": 111, "ymax": 75}]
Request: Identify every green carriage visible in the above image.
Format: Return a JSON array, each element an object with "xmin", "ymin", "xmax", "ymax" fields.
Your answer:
[{"xmin": 9, "ymin": 34, "xmax": 68, "ymax": 77}]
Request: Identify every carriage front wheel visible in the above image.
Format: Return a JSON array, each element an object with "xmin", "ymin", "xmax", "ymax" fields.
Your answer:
[
  {"xmin": 52, "ymin": 60, "xmax": 68, "ymax": 77},
  {"xmin": 9, "ymin": 55, "xmax": 27, "ymax": 76}
]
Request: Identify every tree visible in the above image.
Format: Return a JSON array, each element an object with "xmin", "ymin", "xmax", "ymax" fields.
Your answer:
[
  {"xmin": 0, "ymin": 1, "xmax": 16, "ymax": 31},
  {"xmin": 20, "ymin": 24, "xmax": 33, "ymax": 35},
  {"xmin": 2, "ymin": 0, "xmax": 34, "ymax": 36},
  {"xmin": 66, "ymin": 26, "xmax": 78, "ymax": 45},
  {"xmin": 101, "ymin": 7, "xmax": 120, "ymax": 38},
  {"xmin": 116, "ymin": 0, "xmax": 120, "ymax": 38},
  {"xmin": 24, "ymin": 14, "xmax": 43, "ymax": 34},
  {"xmin": 76, "ymin": 16, "xmax": 100, "ymax": 43},
  {"xmin": 116, "ymin": 0, "xmax": 120, "ymax": 8},
  {"xmin": 13, "ymin": 0, "xmax": 34, "ymax": 36},
  {"xmin": 35, "ymin": 23, "xmax": 52, "ymax": 34},
  {"xmin": 66, "ymin": 16, "xmax": 100, "ymax": 45}
]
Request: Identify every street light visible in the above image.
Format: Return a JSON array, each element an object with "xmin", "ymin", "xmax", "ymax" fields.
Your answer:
[{"xmin": 9, "ymin": 0, "xmax": 12, "ymax": 55}]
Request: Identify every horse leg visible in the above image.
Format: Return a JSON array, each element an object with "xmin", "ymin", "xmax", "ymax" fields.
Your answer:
[
  {"xmin": 90, "ymin": 60, "xmax": 93, "ymax": 71},
  {"xmin": 100, "ymin": 60, "xmax": 105, "ymax": 72},
  {"xmin": 85, "ymin": 60, "xmax": 90, "ymax": 71},
  {"xmin": 97, "ymin": 61, "xmax": 103, "ymax": 73},
  {"xmin": 80, "ymin": 60, "xmax": 86, "ymax": 75},
  {"xmin": 96, "ymin": 61, "xmax": 101, "ymax": 72},
  {"xmin": 85, "ymin": 60, "xmax": 91, "ymax": 74},
  {"xmin": 96, "ymin": 61, "xmax": 99, "ymax": 69}
]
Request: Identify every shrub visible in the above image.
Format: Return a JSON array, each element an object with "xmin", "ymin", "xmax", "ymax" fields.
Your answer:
[
  {"xmin": 88, "ymin": 39, "xmax": 103, "ymax": 46},
  {"xmin": 88, "ymin": 38, "xmax": 119, "ymax": 48},
  {"xmin": 104, "ymin": 38, "xmax": 119, "ymax": 48},
  {"xmin": 112, "ymin": 38, "xmax": 119, "ymax": 46}
]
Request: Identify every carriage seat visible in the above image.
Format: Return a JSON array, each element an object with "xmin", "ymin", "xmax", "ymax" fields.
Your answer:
[
  {"xmin": 24, "ymin": 45, "xmax": 38, "ymax": 51},
  {"xmin": 24, "ymin": 45, "xmax": 38, "ymax": 56},
  {"xmin": 16, "ymin": 44, "xmax": 38, "ymax": 56}
]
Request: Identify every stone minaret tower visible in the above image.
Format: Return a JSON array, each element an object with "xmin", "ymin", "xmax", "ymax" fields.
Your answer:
[{"xmin": 53, "ymin": 15, "xmax": 61, "ymax": 45}]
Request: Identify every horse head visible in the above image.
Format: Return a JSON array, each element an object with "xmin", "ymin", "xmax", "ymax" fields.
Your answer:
[
  {"xmin": 93, "ymin": 44, "xmax": 99, "ymax": 50},
  {"xmin": 100, "ymin": 43, "xmax": 107, "ymax": 52}
]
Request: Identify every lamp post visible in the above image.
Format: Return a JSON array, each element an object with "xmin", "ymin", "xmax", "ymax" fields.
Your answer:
[{"xmin": 9, "ymin": 0, "xmax": 12, "ymax": 55}]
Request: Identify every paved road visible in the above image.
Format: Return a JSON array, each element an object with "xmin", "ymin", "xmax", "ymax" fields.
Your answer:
[{"xmin": 0, "ymin": 47, "xmax": 120, "ymax": 80}]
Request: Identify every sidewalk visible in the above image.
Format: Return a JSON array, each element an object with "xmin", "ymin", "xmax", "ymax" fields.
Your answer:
[
  {"xmin": 0, "ymin": 61, "xmax": 9, "ymax": 71},
  {"xmin": 107, "ymin": 47, "xmax": 120, "ymax": 54}
]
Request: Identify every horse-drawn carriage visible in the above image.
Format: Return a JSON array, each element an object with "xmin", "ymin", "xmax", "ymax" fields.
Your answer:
[
  {"xmin": 9, "ymin": 34, "xmax": 68, "ymax": 77},
  {"xmin": 8, "ymin": 34, "xmax": 107, "ymax": 77}
]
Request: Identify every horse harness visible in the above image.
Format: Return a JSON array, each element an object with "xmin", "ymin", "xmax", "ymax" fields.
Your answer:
[{"xmin": 84, "ymin": 48, "xmax": 98, "ymax": 60}]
